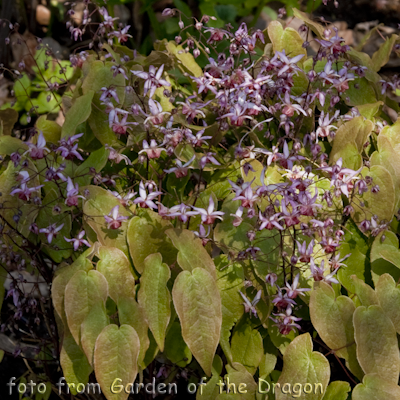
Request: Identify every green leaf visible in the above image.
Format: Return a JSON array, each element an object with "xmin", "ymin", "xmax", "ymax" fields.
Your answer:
[
  {"xmin": 376, "ymin": 274, "xmax": 400, "ymax": 334},
  {"xmin": 352, "ymin": 374, "xmax": 400, "ymax": 400},
  {"xmin": 343, "ymin": 78, "xmax": 377, "ymax": 106},
  {"xmin": 268, "ymin": 323, "xmax": 297, "ymax": 355},
  {"xmin": 380, "ymin": 117, "xmax": 400, "ymax": 150},
  {"xmin": 351, "ymin": 275, "xmax": 379, "ymax": 306},
  {"xmin": 166, "ymin": 40, "xmax": 203, "ymax": 77},
  {"xmin": 224, "ymin": 363, "xmax": 258, "ymax": 400},
  {"xmin": 371, "ymin": 34, "xmax": 399, "ymax": 71},
  {"xmin": 331, "ymin": 116, "xmax": 374, "ymax": 156},
  {"xmin": 309, "ymin": 282, "xmax": 363, "ymax": 380},
  {"xmin": 353, "ymin": 305, "xmax": 400, "ymax": 383},
  {"xmin": 80, "ymin": 302, "xmax": 108, "ymax": 366},
  {"xmin": 0, "ymin": 108, "xmax": 18, "ymax": 135},
  {"xmin": 83, "ymin": 186, "xmax": 130, "ymax": 257},
  {"xmin": 337, "ymin": 220, "xmax": 367, "ymax": 292},
  {"xmin": 138, "ymin": 253, "xmax": 171, "ymax": 351},
  {"xmin": 117, "ymin": 295, "xmax": 149, "ymax": 369},
  {"xmin": 259, "ymin": 350, "xmax": 277, "ymax": 379},
  {"xmin": 371, "ymin": 135, "xmax": 400, "ymax": 208},
  {"xmin": 166, "ymin": 228, "xmax": 216, "ymax": 279},
  {"xmin": 96, "ymin": 246, "xmax": 137, "ymax": 302},
  {"xmin": 94, "ymin": 324, "xmax": 140, "ymax": 400},
  {"xmin": 64, "ymin": 270, "xmax": 108, "ymax": 345},
  {"xmin": 292, "ymin": 8, "xmax": 325, "ymax": 38},
  {"xmin": 371, "ymin": 234, "xmax": 400, "ymax": 283},
  {"xmin": 27, "ymin": 92, "xmax": 61, "ymax": 114},
  {"xmin": 357, "ymin": 101, "xmax": 383, "ymax": 119},
  {"xmin": 74, "ymin": 146, "xmax": 108, "ymax": 186},
  {"xmin": 275, "ymin": 333, "xmax": 330, "ymax": 400},
  {"xmin": 36, "ymin": 115, "xmax": 62, "ymax": 143},
  {"xmin": 231, "ymin": 318, "xmax": 263, "ymax": 374},
  {"xmin": 127, "ymin": 209, "xmax": 177, "ymax": 274},
  {"xmin": 268, "ymin": 21, "xmax": 307, "ymax": 63},
  {"xmin": 352, "ymin": 165, "xmax": 395, "ymax": 226},
  {"xmin": 0, "ymin": 135, "xmax": 28, "ymax": 156},
  {"xmin": 60, "ymin": 327, "xmax": 92, "ymax": 395},
  {"xmin": 329, "ymin": 141, "xmax": 362, "ymax": 170},
  {"xmin": 196, "ymin": 374, "xmax": 222, "ymax": 400},
  {"xmin": 61, "ymin": 91, "xmax": 94, "ymax": 139},
  {"xmin": 51, "ymin": 250, "xmax": 93, "ymax": 323},
  {"xmin": 82, "ymin": 61, "xmax": 126, "ymax": 102},
  {"xmin": 36, "ymin": 188, "xmax": 72, "ymax": 262},
  {"xmin": 322, "ymin": 381, "xmax": 350, "ymax": 400},
  {"xmin": 164, "ymin": 321, "xmax": 192, "ymax": 367},
  {"xmin": 172, "ymin": 268, "xmax": 222, "ymax": 376},
  {"xmin": 215, "ymin": 256, "xmax": 244, "ymax": 364},
  {"xmin": 0, "ymin": 161, "xmax": 39, "ymax": 239}
]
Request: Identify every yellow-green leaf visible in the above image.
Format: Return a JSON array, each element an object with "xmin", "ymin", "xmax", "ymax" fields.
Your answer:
[
  {"xmin": 60, "ymin": 327, "xmax": 92, "ymax": 395},
  {"xmin": 275, "ymin": 333, "xmax": 330, "ymax": 400},
  {"xmin": 231, "ymin": 319, "xmax": 263, "ymax": 374},
  {"xmin": 352, "ymin": 165, "xmax": 395, "ymax": 226},
  {"xmin": 172, "ymin": 268, "xmax": 222, "ymax": 376},
  {"xmin": 376, "ymin": 274, "xmax": 400, "ymax": 334},
  {"xmin": 138, "ymin": 253, "xmax": 171, "ymax": 351},
  {"xmin": 61, "ymin": 91, "xmax": 94, "ymax": 139},
  {"xmin": 352, "ymin": 374, "xmax": 400, "ymax": 400},
  {"xmin": 353, "ymin": 305, "xmax": 400, "ymax": 383},
  {"xmin": 64, "ymin": 270, "xmax": 108, "ymax": 345},
  {"xmin": 166, "ymin": 228, "xmax": 216, "ymax": 279},
  {"xmin": 309, "ymin": 282, "xmax": 363, "ymax": 380},
  {"xmin": 216, "ymin": 256, "xmax": 244, "ymax": 364},
  {"xmin": 322, "ymin": 381, "xmax": 350, "ymax": 400},
  {"xmin": 351, "ymin": 275, "xmax": 379, "ymax": 306},
  {"xmin": 81, "ymin": 302, "xmax": 108, "ymax": 366},
  {"xmin": 268, "ymin": 21, "xmax": 307, "ymax": 63},
  {"xmin": 127, "ymin": 209, "xmax": 177, "ymax": 274},
  {"xmin": 52, "ymin": 251, "xmax": 93, "ymax": 323},
  {"xmin": 117, "ymin": 295, "xmax": 150, "ymax": 369},
  {"xmin": 96, "ymin": 246, "xmax": 137, "ymax": 302},
  {"xmin": 83, "ymin": 186, "xmax": 130, "ymax": 257},
  {"xmin": 94, "ymin": 324, "xmax": 140, "ymax": 400}
]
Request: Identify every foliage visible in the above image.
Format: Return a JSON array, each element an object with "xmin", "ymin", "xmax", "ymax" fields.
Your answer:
[{"xmin": 0, "ymin": 1, "xmax": 400, "ymax": 399}]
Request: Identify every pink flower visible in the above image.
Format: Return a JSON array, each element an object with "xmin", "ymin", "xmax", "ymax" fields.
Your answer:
[
  {"xmin": 64, "ymin": 231, "xmax": 91, "ymax": 251},
  {"xmin": 131, "ymin": 65, "xmax": 170, "ymax": 98},
  {"xmin": 139, "ymin": 139, "xmax": 167, "ymax": 159},
  {"xmin": 164, "ymin": 156, "xmax": 195, "ymax": 178},
  {"xmin": 239, "ymin": 289, "xmax": 261, "ymax": 318},
  {"xmin": 104, "ymin": 205, "xmax": 129, "ymax": 230},
  {"xmin": 133, "ymin": 181, "xmax": 162, "ymax": 209},
  {"xmin": 191, "ymin": 196, "xmax": 224, "ymax": 225},
  {"xmin": 56, "ymin": 133, "xmax": 84, "ymax": 160},
  {"xmin": 65, "ymin": 178, "xmax": 85, "ymax": 207},
  {"xmin": 285, "ymin": 274, "xmax": 310, "ymax": 299},
  {"xmin": 11, "ymin": 183, "xmax": 43, "ymax": 201},
  {"xmin": 39, "ymin": 223, "xmax": 64, "ymax": 244},
  {"xmin": 26, "ymin": 132, "xmax": 50, "ymax": 160}
]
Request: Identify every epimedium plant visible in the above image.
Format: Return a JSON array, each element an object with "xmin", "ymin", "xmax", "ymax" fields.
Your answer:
[{"xmin": 0, "ymin": 1, "xmax": 400, "ymax": 399}]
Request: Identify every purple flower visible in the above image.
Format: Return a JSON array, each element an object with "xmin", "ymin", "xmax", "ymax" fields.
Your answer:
[
  {"xmin": 133, "ymin": 181, "xmax": 162, "ymax": 210},
  {"xmin": 285, "ymin": 274, "xmax": 310, "ymax": 299},
  {"xmin": 26, "ymin": 132, "xmax": 50, "ymax": 160},
  {"xmin": 11, "ymin": 183, "xmax": 44, "ymax": 201},
  {"xmin": 56, "ymin": 133, "xmax": 84, "ymax": 160},
  {"xmin": 39, "ymin": 223, "xmax": 64, "ymax": 244},
  {"xmin": 131, "ymin": 65, "xmax": 170, "ymax": 98},
  {"xmin": 104, "ymin": 205, "xmax": 129, "ymax": 229},
  {"xmin": 191, "ymin": 196, "xmax": 224, "ymax": 225},
  {"xmin": 65, "ymin": 231, "xmax": 91, "ymax": 251},
  {"xmin": 239, "ymin": 289, "xmax": 261, "ymax": 318},
  {"xmin": 65, "ymin": 178, "xmax": 85, "ymax": 207}
]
